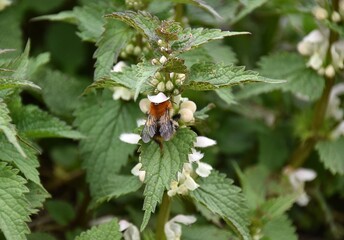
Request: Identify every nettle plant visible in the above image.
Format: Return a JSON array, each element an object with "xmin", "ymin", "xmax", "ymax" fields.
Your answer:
[{"xmin": 78, "ymin": 9, "xmax": 278, "ymax": 240}]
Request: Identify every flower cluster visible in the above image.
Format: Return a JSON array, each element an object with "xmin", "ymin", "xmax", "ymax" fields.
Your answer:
[
  {"xmin": 150, "ymin": 56, "xmax": 186, "ymax": 96},
  {"xmin": 167, "ymin": 136, "xmax": 216, "ymax": 197},
  {"xmin": 284, "ymin": 167, "xmax": 317, "ymax": 206},
  {"xmin": 125, "ymin": 0, "xmax": 145, "ymax": 10},
  {"xmin": 327, "ymin": 83, "xmax": 344, "ymax": 139},
  {"xmin": 111, "ymin": 61, "xmax": 134, "ymax": 101},
  {"xmin": 313, "ymin": 2, "xmax": 344, "ymax": 22},
  {"xmin": 120, "ymin": 35, "xmax": 150, "ymax": 59}
]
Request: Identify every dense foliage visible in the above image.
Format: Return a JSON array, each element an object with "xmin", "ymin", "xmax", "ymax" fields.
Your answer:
[{"xmin": 0, "ymin": 0, "xmax": 343, "ymax": 240}]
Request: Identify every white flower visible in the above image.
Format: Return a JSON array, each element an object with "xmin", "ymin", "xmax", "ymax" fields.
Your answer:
[
  {"xmin": 297, "ymin": 29, "xmax": 329, "ymax": 70},
  {"xmin": 164, "ymin": 215, "xmax": 196, "ymax": 240},
  {"xmin": 285, "ymin": 167, "xmax": 317, "ymax": 206},
  {"xmin": 0, "ymin": 0, "xmax": 11, "ymax": 11},
  {"xmin": 325, "ymin": 65, "xmax": 335, "ymax": 78},
  {"xmin": 113, "ymin": 87, "xmax": 134, "ymax": 101},
  {"xmin": 131, "ymin": 163, "xmax": 146, "ymax": 182},
  {"xmin": 136, "ymin": 119, "xmax": 146, "ymax": 127},
  {"xmin": 119, "ymin": 220, "xmax": 141, "ymax": 240},
  {"xmin": 167, "ymin": 163, "xmax": 199, "ymax": 197},
  {"xmin": 148, "ymin": 92, "xmax": 170, "ymax": 103},
  {"xmin": 120, "ymin": 133, "xmax": 141, "ymax": 144},
  {"xmin": 331, "ymin": 121, "xmax": 344, "ymax": 139},
  {"xmin": 326, "ymin": 83, "xmax": 344, "ymax": 120},
  {"xmin": 332, "ymin": 11, "xmax": 341, "ymax": 22},
  {"xmin": 179, "ymin": 108, "xmax": 194, "ymax": 122},
  {"xmin": 159, "ymin": 56, "xmax": 167, "ymax": 64},
  {"xmin": 180, "ymin": 100, "xmax": 197, "ymax": 113},
  {"xmin": 194, "ymin": 136, "xmax": 217, "ymax": 148},
  {"xmin": 312, "ymin": 6, "xmax": 328, "ymax": 20},
  {"xmin": 139, "ymin": 98, "xmax": 150, "ymax": 113},
  {"xmin": 89, "ymin": 215, "xmax": 114, "ymax": 226},
  {"xmin": 111, "ymin": 61, "xmax": 127, "ymax": 72},
  {"xmin": 331, "ymin": 40, "xmax": 344, "ymax": 69},
  {"xmin": 188, "ymin": 148, "xmax": 212, "ymax": 178}
]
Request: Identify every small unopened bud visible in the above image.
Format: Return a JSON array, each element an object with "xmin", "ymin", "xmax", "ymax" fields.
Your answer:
[
  {"xmin": 157, "ymin": 82, "xmax": 165, "ymax": 92},
  {"xmin": 158, "ymin": 39, "xmax": 164, "ymax": 46},
  {"xmin": 179, "ymin": 108, "xmax": 194, "ymax": 122},
  {"xmin": 133, "ymin": 46, "xmax": 141, "ymax": 56},
  {"xmin": 143, "ymin": 47, "xmax": 149, "ymax": 53},
  {"xmin": 175, "ymin": 79, "xmax": 182, "ymax": 86},
  {"xmin": 313, "ymin": 6, "xmax": 328, "ymax": 20},
  {"xmin": 166, "ymin": 81, "xmax": 174, "ymax": 91},
  {"xmin": 120, "ymin": 51, "xmax": 127, "ymax": 58},
  {"xmin": 169, "ymin": 72, "xmax": 175, "ymax": 79},
  {"xmin": 139, "ymin": 98, "xmax": 150, "ymax": 113},
  {"xmin": 150, "ymin": 78, "xmax": 159, "ymax": 86},
  {"xmin": 154, "ymin": 72, "xmax": 162, "ymax": 79},
  {"xmin": 173, "ymin": 89, "xmax": 179, "ymax": 95},
  {"xmin": 325, "ymin": 65, "xmax": 335, "ymax": 78},
  {"xmin": 151, "ymin": 58, "xmax": 159, "ymax": 65},
  {"xmin": 159, "ymin": 56, "xmax": 167, "ymax": 64},
  {"xmin": 180, "ymin": 100, "xmax": 197, "ymax": 113},
  {"xmin": 317, "ymin": 67, "xmax": 325, "ymax": 75},
  {"xmin": 332, "ymin": 11, "xmax": 341, "ymax": 22},
  {"xmin": 160, "ymin": 47, "xmax": 168, "ymax": 52},
  {"xmin": 177, "ymin": 73, "xmax": 186, "ymax": 82},
  {"xmin": 125, "ymin": 44, "xmax": 134, "ymax": 54}
]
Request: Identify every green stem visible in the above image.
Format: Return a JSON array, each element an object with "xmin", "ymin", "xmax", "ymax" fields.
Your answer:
[
  {"xmin": 174, "ymin": 4, "xmax": 184, "ymax": 25},
  {"xmin": 289, "ymin": 0, "xmax": 339, "ymax": 168},
  {"xmin": 156, "ymin": 192, "xmax": 171, "ymax": 240}
]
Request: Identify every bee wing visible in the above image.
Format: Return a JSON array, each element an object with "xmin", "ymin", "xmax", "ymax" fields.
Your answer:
[
  {"xmin": 141, "ymin": 115, "xmax": 158, "ymax": 143},
  {"xmin": 159, "ymin": 110, "xmax": 175, "ymax": 141}
]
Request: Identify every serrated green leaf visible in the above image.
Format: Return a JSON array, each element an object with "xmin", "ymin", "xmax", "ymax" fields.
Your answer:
[
  {"xmin": 0, "ymin": 78, "xmax": 41, "ymax": 90},
  {"xmin": 0, "ymin": 134, "xmax": 40, "ymax": 185},
  {"xmin": 34, "ymin": 69, "xmax": 89, "ymax": 118},
  {"xmin": 94, "ymin": 20, "xmax": 134, "ymax": 80},
  {"xmin": 186, "ymin": 62, "xmax": 281, "ymax": 91},
  {"xmin": 190, "ymin": 171, "xmax": 251, "ymax": 240},
  {"xmin": 0, "ymin": 99, "xmax": 26, "ymax": 157},
  {"xmin": 27, "ymin": 52, "xmax": 50, "ymax": 77},
  {"xmin": 106, "ymin": 11, "xmax": 161, "ymax": 43},
  {"xmin": 215, "ymin": 88, "xmax": 236, "ymax": 105},
  {"xmin": 172, "ymin": 28, "xmax": 249, "ymax": 54},
  {"xmin": 0, "ymin": 163, "xmax": 32, "ymax": 240},
  {"xmin": 75, "ymin": 219, "xmax": 121, "ymax": 240},
  {"xmin": 236, "ymin": 53, "xmax": 324, "ymax": 101},
  {"xmin": 25, "ymin": 181, "xmax": 50, "ymax": 215},
  {"xmin": 10, "ymin": 103, "xmax": 83, "ymax": 139},
  {"xmin": 316, "ymin": 137, "xmax": 344, "ymax": 175},
  {"xmin": 74, "ymin": 92, "xmax": 140, "ymax": 197},
  {"xmin": 140, "ymin": 128, "xmax": 196, "ymax": 230},
  {"xmin": 262, "ymin": 215, "xmax": 297, "ymax": 240},
  {"xmin": 182, "ymin": 225, "xmax": 234, "ymax": 240},
  {"xmin": 93, "ymin": 174, "xmax": 142, "ymax": 207}
]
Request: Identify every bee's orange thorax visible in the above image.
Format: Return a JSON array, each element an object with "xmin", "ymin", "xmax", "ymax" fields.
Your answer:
[{"xmin": 149, "ymin": 100, "xmax": 172, "ymax": 118}]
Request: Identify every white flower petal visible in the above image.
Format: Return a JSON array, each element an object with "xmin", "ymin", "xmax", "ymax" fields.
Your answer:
[
  {"xmin": 165, "ymin": 221, "xmax": 182, "ymax": 240},
  {"xmin": 113, "ymin": 87, "xmax": 133, "ymax": 101},
  {"xmin": 188, "ymin": 148, "xmax": 204, "ymax": 162},
  {"xmin": 120, "ymin": 133, "xmax": 141, "ymax": 144},
  {"xmin": 296, "ymin": 192, "xmax": 310, "ymax": 206},
  {"xmin": 184, "ymin": 175, "xmax": 199, "ymax": 191},
  {"xmin": 194, "ymin": 136, "xmax": 217, "ymax": 148},
  {"xmin": 147, "ymin": 92, "xmax": 170, "ymax": 104},
  {"xmin": 136, "ymin": 119, "xmax": 146, "ymax": 127},
  {"xmin": 123, "ymin": 223, "xmax": 141, "ymax": 240},
  {"xmin": 119, "ymin": 220, "xmax": 131, "ymax": 231},
  {"xmin": 131, "ymin": 163, "xmax": 143, "ymax": 176},
  {"xmin": 138, "ymin": 171, "xmax": 146, "ymax": 182},
  {"xmin": 196, "ymin": 162, "xmax": 213, "ymax": 178},
  {"xmin": 293, "ymin": 168, "xmax": 317, "ymax": 182},
  {"xmin": 171, "ymin": 215, "xmax": 197, "ymax": 225},
  {"xmin": 111, "ymin": 61, "xmax": 127, "ymax": 72}
]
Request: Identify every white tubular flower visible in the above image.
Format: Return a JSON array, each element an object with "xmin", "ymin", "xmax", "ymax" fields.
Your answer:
[
  {"xmin": 136, "ymin": 119, "xmax": 146, "ymax": 127},
  {"xmin": 111, "ymin": 61, "xmax": 127, "ymax": 72},
  {"xmin": 312, "ymin": 6, "xmax": 328, "ymax": 20},
  {"xmin": 159, "ymin": 56, "xmax": 167, "ymax": 64},
  {"xmin": 331, "ymin": 121, "xmax": 344, "ymax": 139},
  {"xmin": 167, "ymin": 163, "xmax": 199, "ymax": 197},
  {"xmin": 131, "ymin": 163, "xmax": 146, "ymax": 182},
  {"xmin": 0, "ymin": 0, "xmax": 11, "ymax": 11},
  {"xmin": 297, "ymin": 29, "xmax": 329, "ymax": 70},
  {"xmin": 326, "ymin": 83, "xmax": 344, "ymax": 120},
  {"xmin": 325, "ymin": 65, "xmax": 335, "ymax": 78},
  {"xmin": 179, "ymin": 108, "xmax": 194, "ymax": 122},
  {"xmin": 194, "ymin": 136, "xmax": 217, "ymax": 148},
  {"xmin": 284, "ymin": 167, "xmax": 317, "ymax": 207},
  {"xmin": 148, "ymin": 92, "xmax": 170, "ymax": 103},
  {"xmin": 188, "ymin": 148, "xmax": 212, "ymax": 178},
  {"xmin": 332, "ymin": 11, "xmax": 341, "ymax": 22},
  {"xmin": 113, "ymin": 87, "xmax": 134, "ymax": 101},
  {"xmin": 119, "ymin": 220, "xmax": 141, "ymax": 240},
  {"xmin": 164, "ymin": 215, "xmax": 196, "ymax": 240},
  {"xmin": 331, "ymin": 40, "xmax": 344, "ymax": 69},
  {"xmin": 180, "ymin": 100, "xmax": 197, "ymax": 113},
  {"xmin": 120, "ymin": 133, "xmax": 141, "ymax": 144}
]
